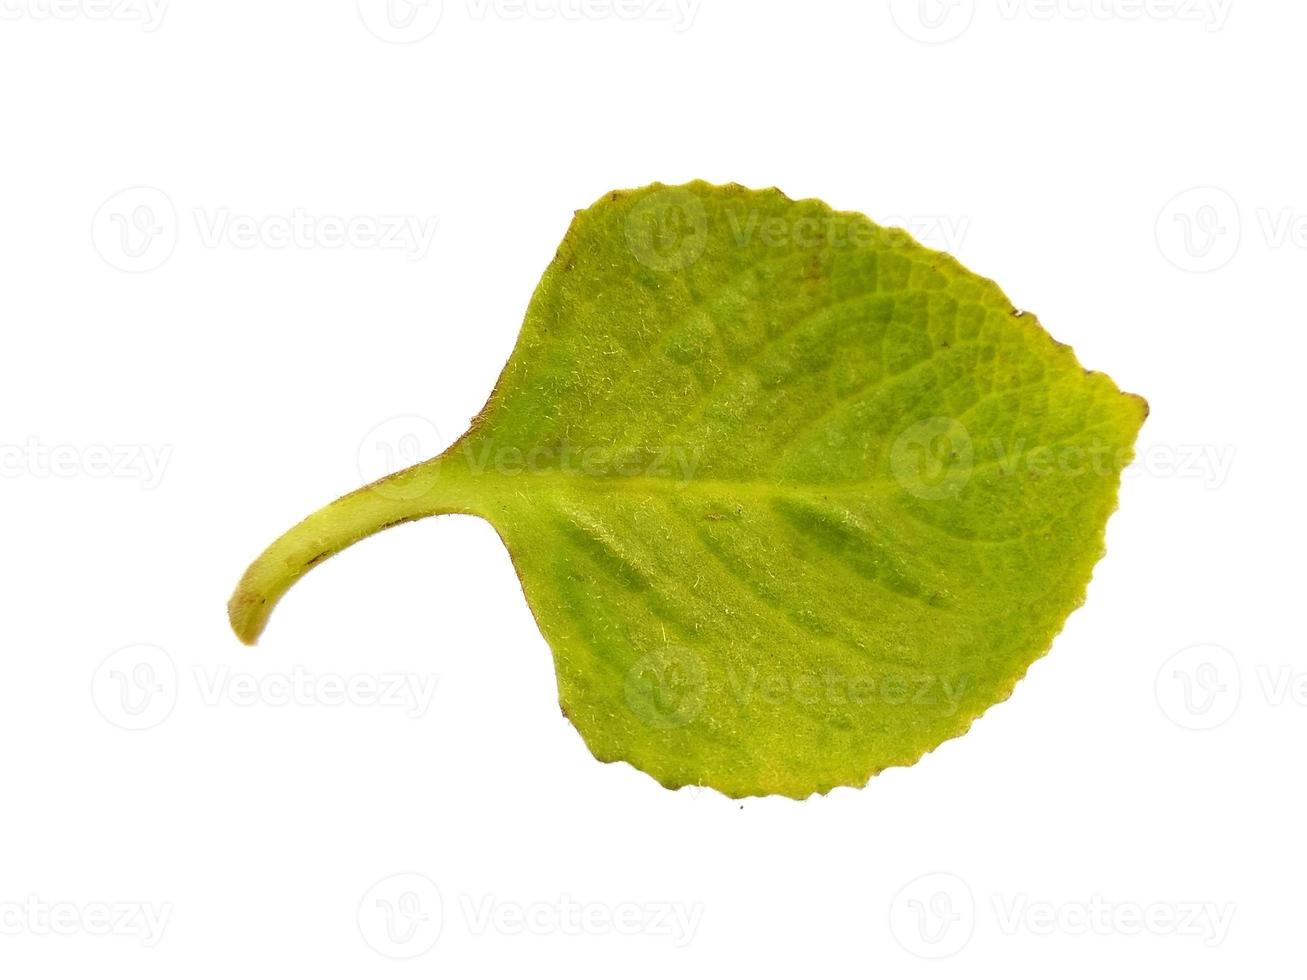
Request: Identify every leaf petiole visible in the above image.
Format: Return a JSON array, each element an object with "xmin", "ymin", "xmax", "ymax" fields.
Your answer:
[{"xmin": 227, "ymin": 453, "xmax": 483, "ymax": 645}]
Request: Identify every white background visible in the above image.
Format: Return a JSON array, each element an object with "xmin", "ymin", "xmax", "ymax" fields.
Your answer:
[{"xmin": 0, "ymin": 1, "xmax": 1297, "ymax": 976}]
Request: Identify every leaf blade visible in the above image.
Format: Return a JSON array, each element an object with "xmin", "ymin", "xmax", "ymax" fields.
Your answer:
[{"xmin": 229, "ymin": 180, "xmax": 1146, "ymax": 798}]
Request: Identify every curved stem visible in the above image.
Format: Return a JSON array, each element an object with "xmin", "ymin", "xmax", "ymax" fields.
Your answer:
[{"xmin": 227, "ymin": 455, "xmax": 484, "ymax": 645}]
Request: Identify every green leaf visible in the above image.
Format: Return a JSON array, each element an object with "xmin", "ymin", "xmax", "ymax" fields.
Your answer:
[{"xmin": 229, "ymin": 181, "xmax": 1147, "ymax": 799}]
